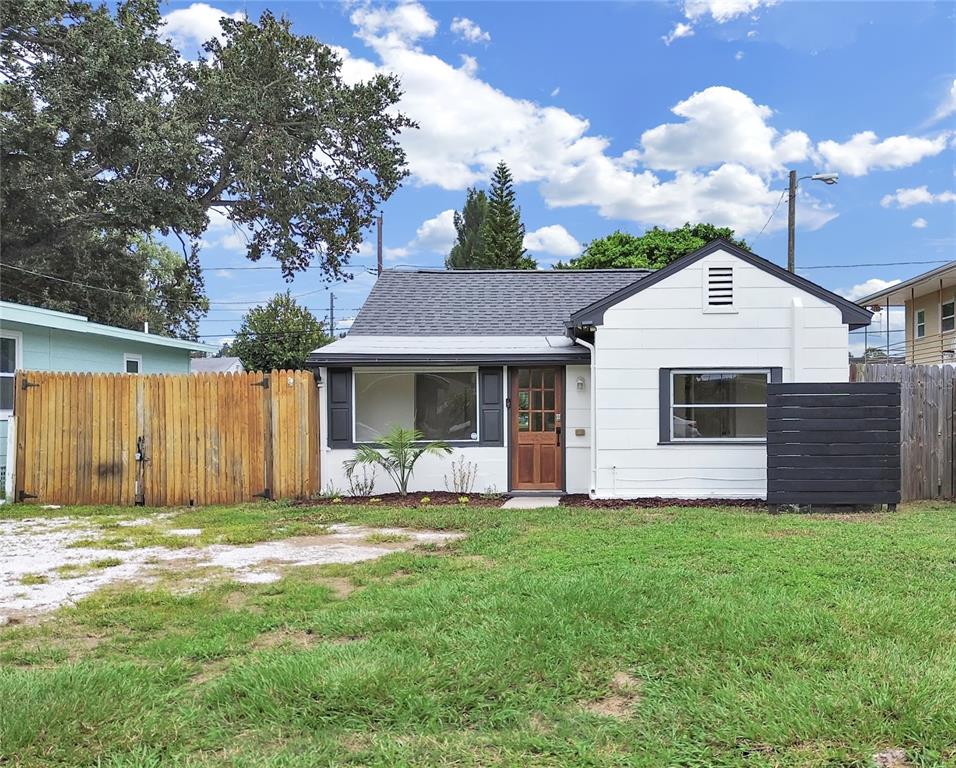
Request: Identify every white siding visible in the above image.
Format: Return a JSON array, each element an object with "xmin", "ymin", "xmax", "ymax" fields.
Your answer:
[{"xmin": 591, "ymin": 249, "xmax": 850, "ymax": 499}]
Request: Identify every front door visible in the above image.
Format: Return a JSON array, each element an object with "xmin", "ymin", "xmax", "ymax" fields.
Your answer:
[{"xmin": 510, "ymin": 367, "xmax": 563, "ymax": 491}]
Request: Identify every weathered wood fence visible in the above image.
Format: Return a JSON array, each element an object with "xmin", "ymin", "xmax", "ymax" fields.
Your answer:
[
  {"xmin": 767, "ymin": 382, "xmax": 902, "ymax": 508},
  {"xmin": 12, "ymin": 370, "xmax": 320, "ymax": 506},
  {"xmin": 851, "ymin": 364, "xmax": 955, "ymax": 501}
]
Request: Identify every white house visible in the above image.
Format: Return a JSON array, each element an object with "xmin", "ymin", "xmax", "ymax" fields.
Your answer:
[{"xmin": 308, "ymin": 240, "xmax": 872, "ymax": 499}]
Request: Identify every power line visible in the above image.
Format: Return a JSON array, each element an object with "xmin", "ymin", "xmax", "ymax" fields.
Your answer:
[
  {"xmin": 800, "ymin": 259, "xmax": 953, "ymax": 271},
  {"xmin": 751, "ymin": 188, "xmax": 788, "ymax": 246},
  {"xmin": 1, "ymin": 262, "xmax": 329, "ymax": 306}
]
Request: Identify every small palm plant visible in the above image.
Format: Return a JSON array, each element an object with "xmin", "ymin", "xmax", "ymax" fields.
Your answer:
[{"xmin": 343, "ymin": 426, "xmax": 453, "ymax": 496}]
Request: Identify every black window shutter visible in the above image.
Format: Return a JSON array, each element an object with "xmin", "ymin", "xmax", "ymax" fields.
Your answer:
[
  {"xmin": 478, "ymin": 367, "xmax": 504, "ymax": 446},
  {"xmin": 327, "ymin": 368, "xmax": 352, "ymax": 448}
]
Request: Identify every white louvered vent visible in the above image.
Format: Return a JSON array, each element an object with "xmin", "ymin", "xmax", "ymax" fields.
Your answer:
[{"xmin": 705, "ymin": 265, "xmax": 734, "ymax": 311}]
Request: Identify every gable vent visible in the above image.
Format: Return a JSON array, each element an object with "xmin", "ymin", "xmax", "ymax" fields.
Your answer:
[{"xmin": 706, "ymin": 265, "xmax": 734, "ymax": 308}]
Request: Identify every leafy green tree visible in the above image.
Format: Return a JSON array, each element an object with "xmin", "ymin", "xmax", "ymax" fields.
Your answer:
[
  {"xmin": 480, "ymin": 161, "xmax": 535, "ymax": 269},
  {"xmin": 344, "ymin": 426, "xmax": 452, "ymax": 496},
  {"xmin": 557, "ymin": 223, "xmax": 748, "ymax": 270},
  {"xmin": 229, "ymin": 292, "xmax": 331, "ymax": 371},
  {"xmin": 136, "ymin": 237, "xmax": 209, "ymax": 339},
  {"xmin": 1, "ymin": 0, "xmax": 412, "ymax": 312},
  {"xmin": 445, "ymin": 188, "xmax": 489, "ymax": 269}
]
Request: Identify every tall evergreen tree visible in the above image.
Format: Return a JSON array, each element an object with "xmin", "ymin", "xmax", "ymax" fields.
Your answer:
[
  {"xmin": 480, "ymin": 161, "xmax": 536, "ymax": 269},
  {"xmin": 445, "ymin": 188, "xmax": 489, "ymax": 269}
]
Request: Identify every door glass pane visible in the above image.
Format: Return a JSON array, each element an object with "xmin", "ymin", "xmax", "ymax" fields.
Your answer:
[
  {"xmin": 544, "ymin": 412, "xmax": 556, "ymax": 431},
  {"xmin": 0, "ymin": 337, "xmax": 15, "ymax": 373},
  {"xmin": 531, "ymin": 390, "xmax": 542, "ymax": 409},
  {"xmin": 532, "ymin": 412, "xmax": 542, "ymax": 431},
  {"xmin": 517, "ymin": 391, "xmax": 529, "ymax": 409},
  {"xmin": 0, "ymin": 377, "xmax": 13, "ymax": 410},
  {"xmin": 542, "ymin": 369, "xmax": 554, "ymax": 389},
  {"xmin": 518, "ymin": 412, "xmax": 529, "ymax": 431},
  {"xmin": 543, "ymin": 390, "xmax": 554, "ymax": 410},
  {"xmin": 531, "ymin": 369, "xmax": 541, "ymax": 388},
  {"xmin": 518, "ymin": 368, "xmax": 530, "ymax": 388}
]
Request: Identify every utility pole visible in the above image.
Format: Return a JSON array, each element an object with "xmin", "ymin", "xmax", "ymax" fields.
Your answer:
[
  {"xmin": 328, "ymin": 293, "xmax": 335, "ymax": 338},
  {"xmin": 376, "ymin": 213, "xmax": 383, "ymax": 277},
  {"xmin": 787, "ymin": 169, "xmax": 797, "ymax": 273}
]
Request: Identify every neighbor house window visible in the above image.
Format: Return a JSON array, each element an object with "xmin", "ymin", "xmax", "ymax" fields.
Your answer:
[
  {"xmin": 942, "ymin": 301, "xmax": 955, "ymax": 333},
  {"xmin": 123, "ymin": 354, "xmax": 142, "ymax": 374},
  {"xmin": 668, "ymin": 369, "xmax": 771, "ymax": 441},
  {"xmin": 353, "ymin": 369, "xmax": 478, "ymax": 443},
  {"xmin": 916, "ymin": 309, "xmax": 926, "ymax": 338},
  {"xmin": 0, "ymin": 331, "xmax": 21, "ymax": 414}
]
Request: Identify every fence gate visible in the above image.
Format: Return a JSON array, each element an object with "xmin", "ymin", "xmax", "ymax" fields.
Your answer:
[
  {"xmin": 13, "ymin": 370, "xmax": 320, "ymax": 506},
  {"xmin": 767, "ymin": 382, "xmax": 901, "ymax": 508}
]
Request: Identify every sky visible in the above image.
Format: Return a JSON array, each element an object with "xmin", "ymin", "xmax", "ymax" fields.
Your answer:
[{"xmin": 158, "ymin": 0, "xmax": 956, "ymax": 355}]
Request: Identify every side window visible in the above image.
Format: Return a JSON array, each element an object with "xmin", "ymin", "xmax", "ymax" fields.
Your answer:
[
  {"xmin": 124, "ymin": 354, "xmax": 142, "ymax": 374},
  {"xmin": 1, "ymin": 333, "xmax": 21, "ymax": 413},
  {"xmin": 916, "ymin": 309, "xmax": 926, "ymax": 339},
  {"xmin": 942, "ymin": 301, "xmax": 955, "ymax": 334}
]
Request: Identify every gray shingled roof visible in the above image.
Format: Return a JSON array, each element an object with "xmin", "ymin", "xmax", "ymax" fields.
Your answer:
[{"xmin": 348, "ymin": 269, "xmax": 652, "ymax": 336}]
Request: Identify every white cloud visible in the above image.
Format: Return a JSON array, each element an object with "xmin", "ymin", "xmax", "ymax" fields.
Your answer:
[
  {"xmin": 550, "ymin": 86, "xmax": 560, "ymax": 98},
  {"xmin": 929, "ymin": 79, "xmax": 956, "ymax": 125},
  {"xmin": 459, "ymin": 54, "xmax": 478, "ymax": 77},
  {"xmin": 161, "ymin": 3, "xmax": 244, "ymax": 50},
  {"xmin": 637, "ymin": 86, "xmax": 811, "ymax": 174},
  {"xmin": 377, "ymin": 209, "xmax": 457, "ymax": 262},
  {"xmin": 683, "ymin": 0, "xmax": 779, "ymax": 23},
  {"xmin": 816, "ymin": 131, "xmax": 951, "ymax": 177},
  {"xmin": 662, "ymin": 22, "xmax": 695, "ymax": 45},
  {"xmin": 912, "ymin": 217, "xmax": 928, "ymax": 229},
  {"xmin": 881, "ymin": 186, "xmax": 956, "ymax": 208},
  {"xmin": 351, "ymin": 2, "xmax": 437, "ymax": 47},
  {"xmin": 734, "ymin": 50, "xmax": 744, "ymax": 61},
  {"xmin": 331, "ymin": 3, "xmax": 942, "ymax": 239},
  {"xmin": 410, "ymin": 209, "xmax": 457, "ymax": 253},
  {"xmin": 839, "ymin": 278, "xmax": 901, "ymax": 302},
  {"xmin": 450, "ymin": 17, "xmax": 490, "ymax": 44},
  {"xmin": 523, "ymin": 225, "xmax": 582, "ymax": 257}
]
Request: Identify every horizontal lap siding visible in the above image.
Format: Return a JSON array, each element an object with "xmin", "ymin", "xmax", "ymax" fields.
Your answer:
[
  {"xmin": 592, "ymin": 250, "xmax": 850, "ymax": 500},
  {"xmin": 766, "ymin": 383, "xmax": 901, "ymax": 505}
]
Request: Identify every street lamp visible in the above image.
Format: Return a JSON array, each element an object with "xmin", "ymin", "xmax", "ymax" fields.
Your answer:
[{"xmin": 787, "ymin": 170, "xmax": 839, "ymax": 272}]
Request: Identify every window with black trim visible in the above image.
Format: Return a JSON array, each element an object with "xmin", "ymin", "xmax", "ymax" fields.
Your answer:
[
  {"xmin": 354, "ymin": 369, "xmax": 478, "ymax": 443},
  {"xmin": 669, "ymin": 370, "xmax": 770, "ymax": 441},
  {"xmin": 942, "ymin": 301, "xmax": 954, "ymax": 333}
]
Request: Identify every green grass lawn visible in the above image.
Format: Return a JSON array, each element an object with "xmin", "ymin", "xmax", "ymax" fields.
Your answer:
[{"xmin": 2, "ymin": 501, "xmax": 955, "ymax": 767}]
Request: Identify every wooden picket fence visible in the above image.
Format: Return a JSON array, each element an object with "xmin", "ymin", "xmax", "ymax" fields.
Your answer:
[
  {"xmin": 851, "ymin": 364, "xmax": 955, "ymax": 501},
  {"xmin": 12, "ymin": 370, "xmax": 320, "ymax": 506}
]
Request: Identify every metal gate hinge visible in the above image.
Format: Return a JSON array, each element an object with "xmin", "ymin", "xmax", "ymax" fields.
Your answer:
[{"xmin": 252, "ymin": 377, "xmax": 270, "ymax": 389}]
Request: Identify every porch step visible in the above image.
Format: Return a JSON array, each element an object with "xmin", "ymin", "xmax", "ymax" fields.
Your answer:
[{"xmin": 502, "ymin": 496, "xmax": 562, "ymax": 509}]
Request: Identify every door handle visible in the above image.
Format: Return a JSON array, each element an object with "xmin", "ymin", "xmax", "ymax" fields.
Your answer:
[{"xmin": 556, "ymin": 426, "xmax": 561, "ymax": 447}]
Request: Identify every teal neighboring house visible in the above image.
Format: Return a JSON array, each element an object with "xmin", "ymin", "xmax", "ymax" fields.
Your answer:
[{"xmin": 1, "ymin": 300, "xmax": 216, "ymax": 495}]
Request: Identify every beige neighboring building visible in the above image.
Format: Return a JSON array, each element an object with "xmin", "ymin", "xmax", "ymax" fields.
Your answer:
[{"xmin": 857, "ymin": 262, "xmax": 956, "ymax": 364}]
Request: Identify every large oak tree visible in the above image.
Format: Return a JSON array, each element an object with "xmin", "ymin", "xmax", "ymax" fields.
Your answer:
[{"xmin": 1, "ymin": 0, "xmax": 412, "ymax": 335}]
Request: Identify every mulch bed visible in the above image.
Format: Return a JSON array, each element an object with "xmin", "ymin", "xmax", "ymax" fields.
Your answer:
[
  {"xmin": 560, "ymin": 494, "xmax": 767, "ymax": 509},
  {"xmin": 296, "ymin": 491, "xmax": 506, "ymax": 508}
]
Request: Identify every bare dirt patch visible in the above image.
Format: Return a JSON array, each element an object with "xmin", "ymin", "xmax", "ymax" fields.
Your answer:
[
  {"xmin": 251, "ymin": 629, "xmax": 317, "ymax": 651},
  {"xmin": 579, "ymin": 671, "xmax": 643, "ymax": 720},
  {"xmin": 298, "ymin": 491, "xmax": 505, "ymax": 508},
  {"xmin": 1, "ymin": 518, "xmax": 462, "ymax": 623},
  {"xmin": 873, "ymin": 748, "xmax": 912, "ymax": 768}
]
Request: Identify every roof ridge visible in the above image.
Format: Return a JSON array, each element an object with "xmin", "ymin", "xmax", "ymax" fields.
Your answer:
[{"xmin": 380, "ymin": 267, "xmax": 654, "ymax": 274}]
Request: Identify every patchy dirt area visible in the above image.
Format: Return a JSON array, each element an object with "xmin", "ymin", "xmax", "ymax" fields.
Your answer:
[
  {"xmin": 299, "ymin": 491, "xmax": 505, "ymax": 507},
  {"xmin": 0, "ymin": 518, "xmax": 462, "ymax": 624}
]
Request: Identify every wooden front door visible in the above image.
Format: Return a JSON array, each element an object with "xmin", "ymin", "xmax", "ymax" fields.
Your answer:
[{"xmin": 510, "ymin": 367, "xmax": 563, "ymax": 491}]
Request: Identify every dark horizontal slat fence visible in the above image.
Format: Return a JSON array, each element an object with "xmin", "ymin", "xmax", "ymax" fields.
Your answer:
[{"xmin": 767, "ymin": 382, "xmax": 901, "ymax": 507}]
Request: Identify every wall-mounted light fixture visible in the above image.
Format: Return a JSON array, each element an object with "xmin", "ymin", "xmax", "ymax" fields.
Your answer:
[{"xmin": 576, "ymin": 376, "xmax": 585, "ymax": 391}]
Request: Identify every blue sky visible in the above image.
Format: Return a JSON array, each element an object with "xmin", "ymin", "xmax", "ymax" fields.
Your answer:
[{"xmin": 159, "ymin": 0, "xmax": 956, "ymax": 353}]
